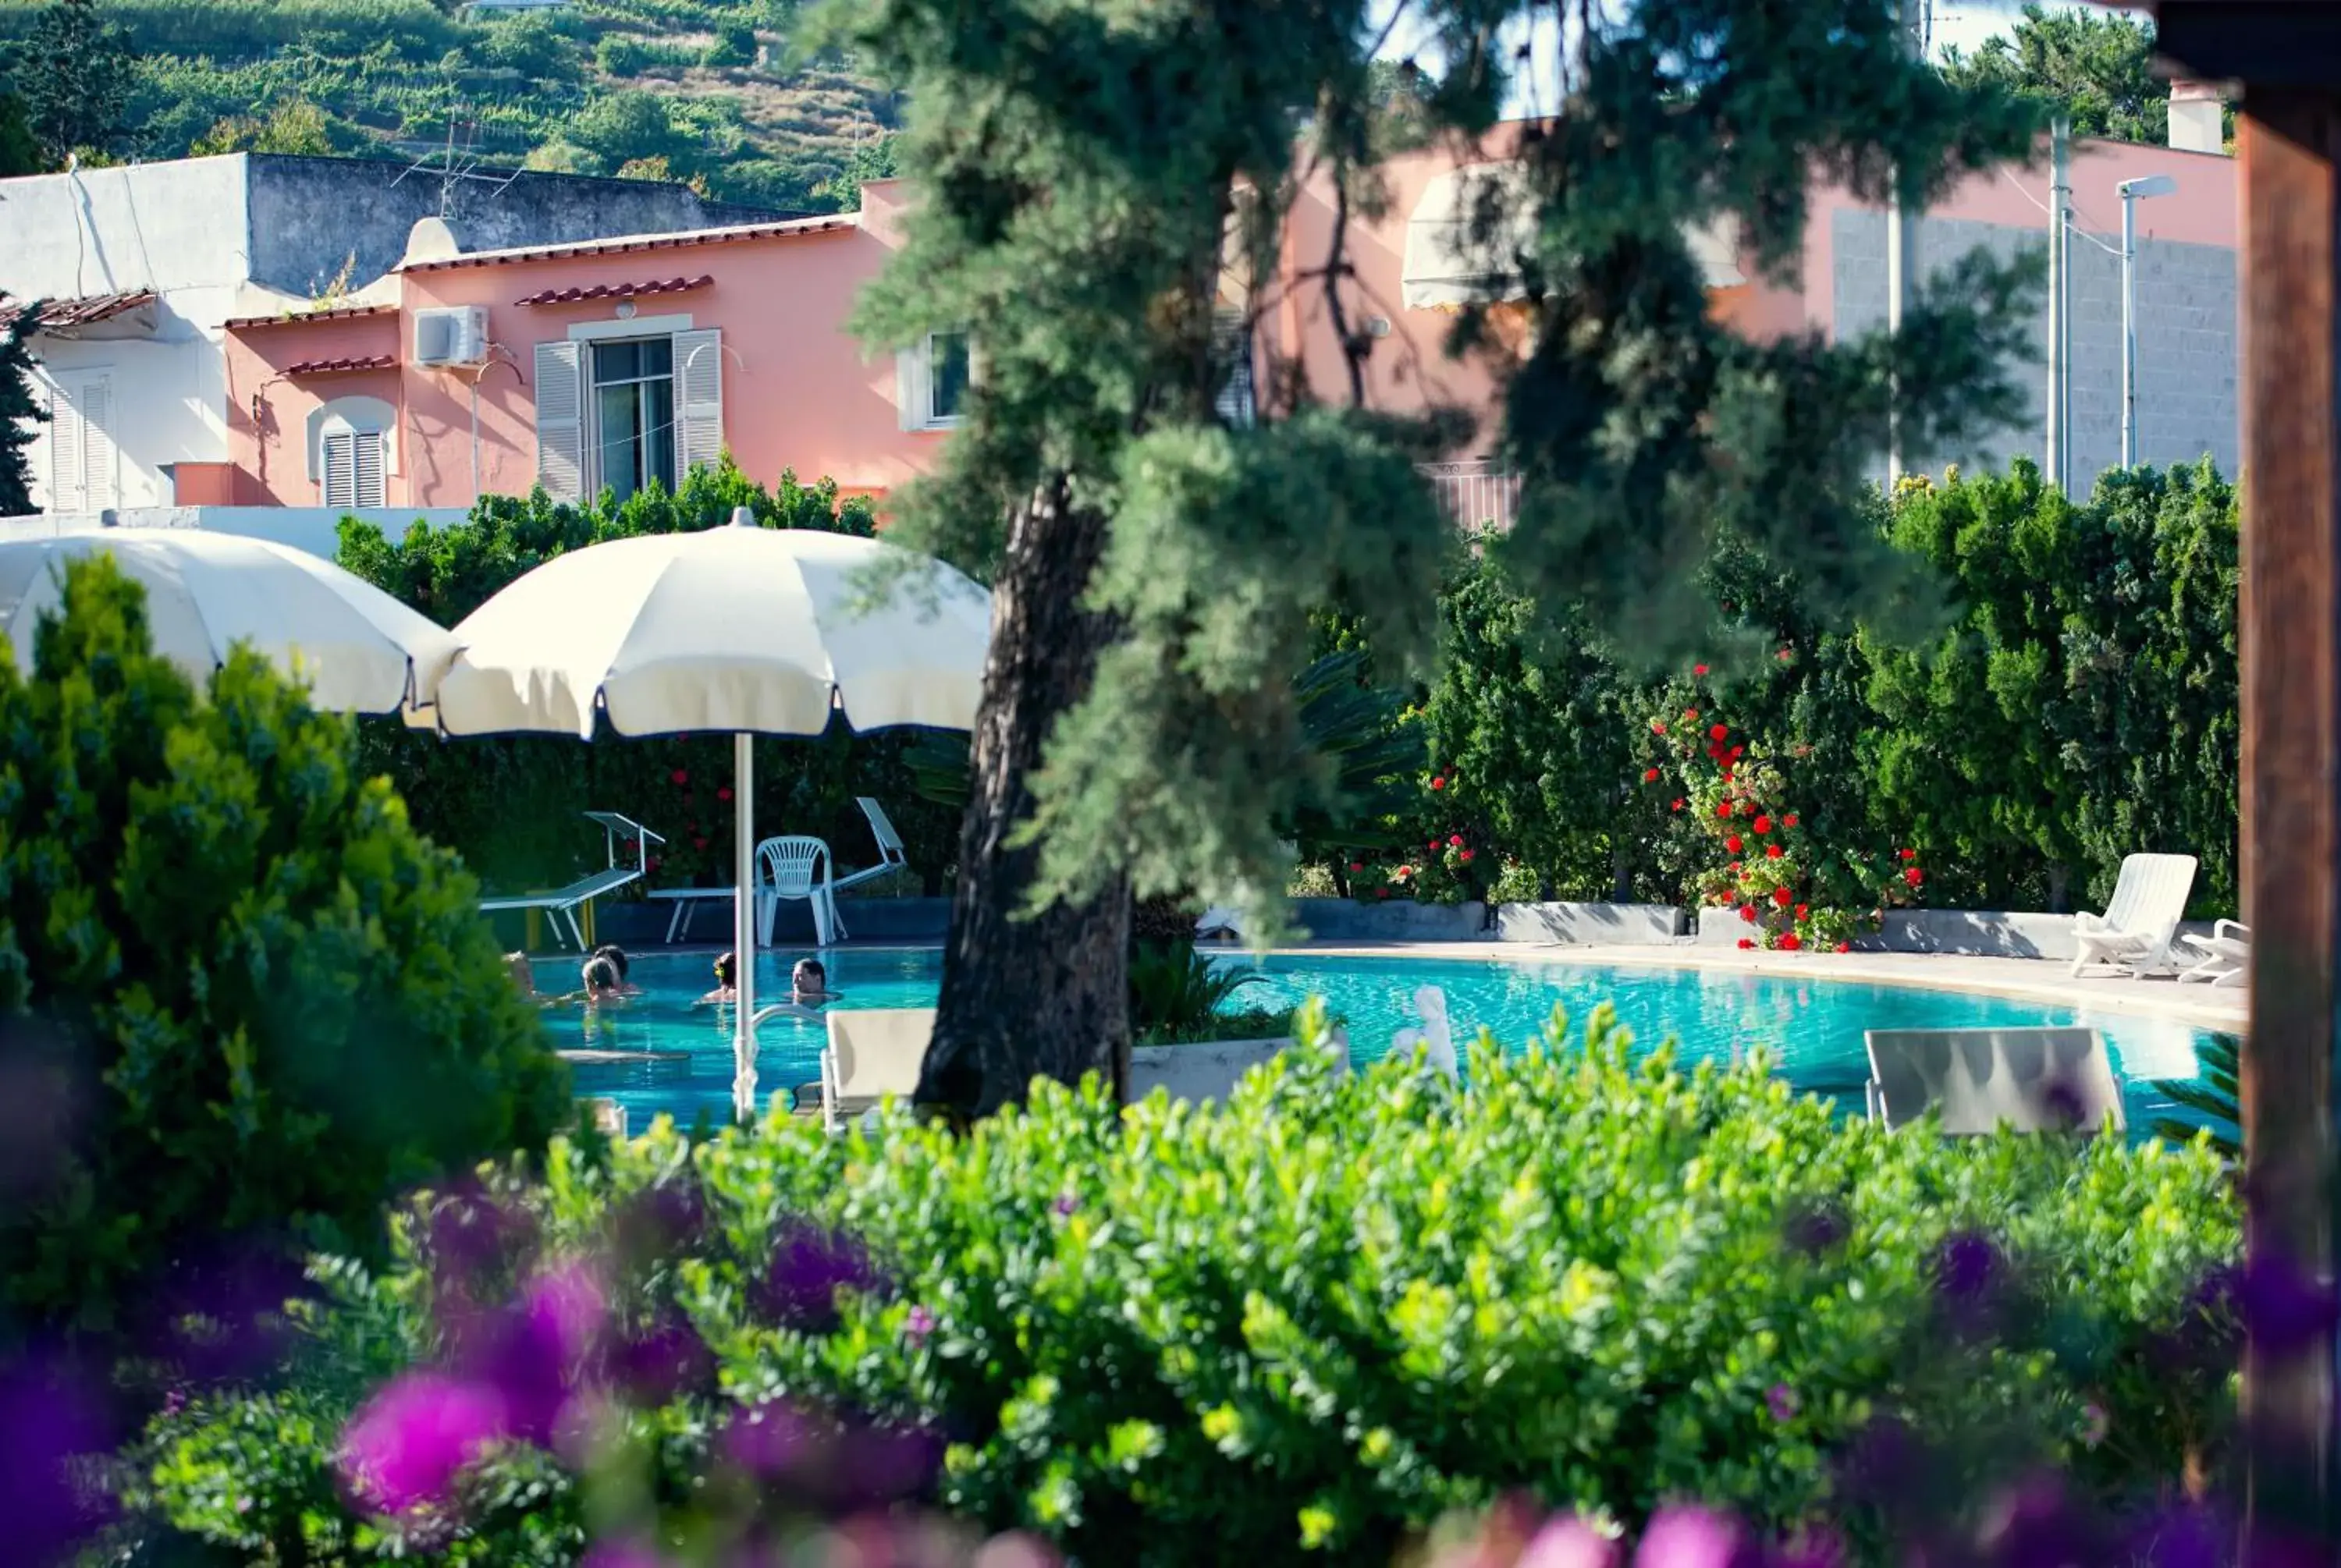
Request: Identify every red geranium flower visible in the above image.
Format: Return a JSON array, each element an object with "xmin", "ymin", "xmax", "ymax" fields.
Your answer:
[
  {"xmin": 1717, "ymin": 802, "xmax": 1734, "ymax": 819},
  {"xmin": 1721, "ymin": 766, "xmax": 1735, "ymax": 781},
  {"xmin": 693, "ymin": 836, "xmax": 709, "ymax": 851},
  {"xmin": 1905, "ymin": 866, "xmax": 1925, "ymax": 888},
  {"xmin": 1779, "ymin": 932, "xmax": 1803, "ymax": 952},
  {"xmin": 1725, "ymin": 835, "xmax": 1744, "ymax": 853},
  {"xmin": 1899, "ymin": 847, "xmax": 1917, "ymax": 861},
  {"xmin": 1652, "ymin": 720, "xmax": 1669, "ymax": 736},
  {"xmin": 1684, "ymin": 708, "xmax": 1700, "ymax": 722},
  {"xmin": 1784, "ymin": 814, "xmax": 1799, "ymax": 828},
  {"xmin": 1731, "ymin": 745, "xmax": 1745, "ymax": 760},
  {"xmin": 1708, "ymin": 723, "xmax": 1728, "ymax": 742},
  {"xmin": 1737, "ymin": 938, "xmax": 1756, "ymax": 950},
  {"xmin": 1430, "ymin": 777, "xmax": 1447, "ymax": 791},
  {"xmin": 1693, "ymin": 663, "xmax": 1710, "ymax": 676},
  {"xmin": 1376, "ymin": 888, "xmax": 1391, "ymax": 899},
  {"xmin": 1429, "ymin": 839, "xmax": 1442, "ymax": 851},
  {"xmin": 1739, "ymin": 904, "xmax": 1758, "ymax": 924},
  {"xmin": 1448, "ymin": 835, "xmax": 1465, "ymax": 848},
  {"xmin": 1752, "ymin": 814, "xmax": 1773, "ymax": 835},
  {"xmin": 1835, "ymin": 941, "xmax": 1851, "ymax": 953},
  {"xmin": 1671, "ymin": 799, "xmax": 1684, "ymax": 812},
  {"xmin": 671, "ymin": 769, "xmax": 689, "ymax": 786},
  {"xmin": 1766, "ymin": 843, "xmax": 1784, "ymax": 860},
  {"xmin": 1460, "ymin": 849, "xmax": 1475, "ymax": 863},
  {"xmin": 1772, "ymin": 885, "xmax": 1795, "ymax": 908},
  {"xmin": 716, "ymin": 786, "xmax": 734, "ymax": 803},
  {"xmin": 1794, "ymin": 903, "xmax": 1808, "ymax": 919},
  {"xmin": 1348, "ymin": 861, "xmax": 1366, "ymax": 873},
  {"xmin": 1643, "ymin": 767, "xmax": 1661, "ymax": 782},
  {"xmin": 646, "ymin": 856, "xmax": 663, "ymax": 874},
  {"xmin": 1777, "ymin": 647, "xmax": 1794, "ymax": 662}
]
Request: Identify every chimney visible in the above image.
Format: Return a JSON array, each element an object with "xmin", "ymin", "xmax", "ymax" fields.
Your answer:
[
  {"xmin": 2168, "ymin": 78, "xmax": 2226, "ymax": 154},
  {"xmin": 400, "ymin": 216, "xmax": 464, "ymax": 268}
]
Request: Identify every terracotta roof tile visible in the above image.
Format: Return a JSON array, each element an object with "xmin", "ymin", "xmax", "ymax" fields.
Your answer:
[
  {"xmin": 0, "ymin": 289, "xmax": 158, "ymax": 332},
  {"xmin": 222, "ymin": 303, "xmax": 399, "ymax": 331},
  {"xmin": 516, "ymin": 274, "xmax": 715, "ymax": 307},
  {"xmin": 285, "ymin": 354, "xmax": 398, "ymax": 376}
]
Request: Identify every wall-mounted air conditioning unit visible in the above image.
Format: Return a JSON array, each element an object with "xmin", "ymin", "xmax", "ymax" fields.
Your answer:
[{"xmin": 413, "ymin": 306, "xmax": 490, "ymax": 367}]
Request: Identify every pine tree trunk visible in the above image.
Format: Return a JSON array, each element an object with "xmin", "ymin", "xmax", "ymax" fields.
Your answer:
[{"xmin": 915, "ymin": 477, "xmax": 1131, "ymax": 1117}]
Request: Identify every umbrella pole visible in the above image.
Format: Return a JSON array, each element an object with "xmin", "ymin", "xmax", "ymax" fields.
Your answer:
[{"xmin": 732, "ymin": 731, "xmax": 758, "ymax": 1123}]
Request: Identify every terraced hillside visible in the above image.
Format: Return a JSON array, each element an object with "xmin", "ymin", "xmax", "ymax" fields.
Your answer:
[{"xmin": 0, "ymin": 0, "xmax": 900, "ymax": 211}]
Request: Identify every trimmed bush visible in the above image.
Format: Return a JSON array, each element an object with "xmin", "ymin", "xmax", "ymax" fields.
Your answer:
[
  {"xmin": 0, "ymin": 557, "xmax": 570, "ymax": 1343},
  {"xmin": 134, "ymin": 1006, "xmax": 2236, "ymax": 1564}
]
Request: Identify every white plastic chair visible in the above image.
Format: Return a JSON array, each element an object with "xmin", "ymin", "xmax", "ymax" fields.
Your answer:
[
  {"xmin": 2177, "ymin": 919, "xmax": 2250, "ymax": 988},
  {"xmin": 2069, "ymin": 853, "xmax": 2199, "ymax": 978},
  {"xmin": 755, "ymin": 835, "xmax": 840, "ymax": 948},
  {"xmin": 824, "ymin": 797, "xmax": 911, "ymax": 941}
]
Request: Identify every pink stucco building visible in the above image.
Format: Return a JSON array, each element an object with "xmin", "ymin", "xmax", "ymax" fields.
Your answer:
[{"xmin": 216, "ymin": 126, "xmax": 2238, "ymax": 523}]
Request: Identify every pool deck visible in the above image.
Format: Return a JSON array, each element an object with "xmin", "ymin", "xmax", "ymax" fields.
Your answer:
[{"xmin": 1259, "ymin": 941, "xmax": 2249, "ymax": 1033}]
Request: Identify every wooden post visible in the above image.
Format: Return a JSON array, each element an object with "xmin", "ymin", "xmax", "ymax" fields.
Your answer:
[
  {"xmin": 2237, "ymin": 87, "xmax": 2339, "ymax": 1556},
  {"xmin": 2114, "ymin": 2, "xmax": 2341, "ymax": 1551}
]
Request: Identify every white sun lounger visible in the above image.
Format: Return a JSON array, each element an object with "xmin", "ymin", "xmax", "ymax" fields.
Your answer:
[
  {"xmin": 812, "ymin": 1007, "xmax": 936, "ymax": 1133},
  {"xmin": 2069, "ymin": 853, "xmax": 2198, "ymax": 979},
  {"xmin": 2177, "ymin": 919, "xmax": 2250, "ymax": 989},
  {"xmin": 479, "ymin": 811, "xmax": 664, "ymax": 952},
  {"xmin": 1863, "ymin": 1027, "xmax": 2125, "ymax": 1135}
]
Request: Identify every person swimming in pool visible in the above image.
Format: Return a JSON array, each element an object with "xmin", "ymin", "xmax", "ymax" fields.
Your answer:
[
  {"xmin": 578, "ymin": 954, "xmax": 627, "ymax": 1008},
  {"xmin": 505, "ymin": 952, "xmax": 539, "ymax": 1000},
  {"xmin": 591, "ymin": 944, "xmax": 644, "ymax": 996},
  {"xmin": 790, "ymin": 958, "xmax": 839, "ymax": 1005},
  {"xmin": 698, "ymin": 951, "xmax": 738, "ymax": 1005}
]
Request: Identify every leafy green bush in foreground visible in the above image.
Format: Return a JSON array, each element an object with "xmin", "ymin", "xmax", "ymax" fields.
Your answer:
[
  {"xmin": 0, "ymin": 555, "xmax": 570, "ymax": 1343},
  {"xmin": 134, "ymin": 1006, "xmax": 2237, "ymax": 1565}
]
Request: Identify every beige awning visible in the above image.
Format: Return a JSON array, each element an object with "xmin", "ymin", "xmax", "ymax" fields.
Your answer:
[{"xmin": 1401, "ymin": 163, "xmax": 1748, "ymax": 311}]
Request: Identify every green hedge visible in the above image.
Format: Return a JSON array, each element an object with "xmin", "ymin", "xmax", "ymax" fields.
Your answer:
[
  {"xmin": 0, "ymin": 556, "xmax": 570, "ymax": 1343},
  {"xmin": 134, "ymin": 1008, "xmax": 2238, "ymax": 1564},
  {"xmin": 336, "ymin": 463, "xmax": 964, "ymax": 896},
  {"xmin": 1377, "ymin": 458, "xmax": 2237, "ymax": 917}
]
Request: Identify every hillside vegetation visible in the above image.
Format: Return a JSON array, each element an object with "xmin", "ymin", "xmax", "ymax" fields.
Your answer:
[{"xmin": 0, "ymin": 0, "xmax": 899, "ymax": 212}]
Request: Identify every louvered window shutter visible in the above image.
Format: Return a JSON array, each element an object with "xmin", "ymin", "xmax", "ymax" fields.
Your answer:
[
  {"xmin": 534, "ymin": 341, "xmax": 585, "ymax": 502},
  {"xmin": 673, "ymin": 328, "xmax": 724, "ymax": 474},
  {"xmin": 353, "ymin": 431, "xmax": 386, "ymax": 507},
  {"xmin": 78, "ymin": 377, "xmax": 117, "ymax": 508},
  {"xmin": 48, "ymin": 385, "xmax": 84, "ymax": 510},
  {"xmin": 321, "ymin": 431, "xmax": 355, "ymax": 508}
]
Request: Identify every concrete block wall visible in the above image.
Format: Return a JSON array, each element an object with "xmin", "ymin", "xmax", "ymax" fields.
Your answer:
[{"xmin": 1834, "ymin": 209, "xmax": 2238, "ymax": 485}]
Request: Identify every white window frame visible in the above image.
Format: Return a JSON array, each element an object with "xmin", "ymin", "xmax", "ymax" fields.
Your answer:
[
  {"xmin": 897, "ymin": 328, "xmax": 978, "ymax": 432},
  {"xmin": 45, "ymin": 367, "xmax": 120, "ymax": 514},
  {"xmin": 584, "ymin": 335, "xmax": 682, "ymax": 503},
  {"xmin": 319, "ymin": 424, "xmax": 388, "ymax": 509}
]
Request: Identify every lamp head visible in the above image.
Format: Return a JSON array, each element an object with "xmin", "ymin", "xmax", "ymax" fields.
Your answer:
[{"xmin": 2119, "ymin": 174, "xmax": 2179, "ymax": 200}]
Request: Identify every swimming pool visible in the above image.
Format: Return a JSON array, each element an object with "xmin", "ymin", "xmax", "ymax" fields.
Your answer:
[{"xmin": 545, "ymin": 947, "xmax": 2225, "ymax": 1133}]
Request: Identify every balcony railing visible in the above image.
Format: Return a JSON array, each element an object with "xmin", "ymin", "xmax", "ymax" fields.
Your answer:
[{"xmin": 1419, "ymin": 460, "xmax": 1522, "ymax": 530}]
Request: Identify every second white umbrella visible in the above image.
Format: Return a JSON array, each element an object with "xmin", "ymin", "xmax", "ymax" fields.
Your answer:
[{"xmin": 421, "ymin": 510, "xmax": 992, "ymax": 1118}]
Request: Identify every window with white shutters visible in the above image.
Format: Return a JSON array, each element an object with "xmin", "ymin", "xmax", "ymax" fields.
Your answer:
[
  {"xmin": 46, "ymin": 371, "xmax": 118, "ymax": 513},
  {"xmin": 320, "ymin": 429, "xmax": 387, "ymax": 509},
  {"xmin": 896, "ymin": 329, "xmax": 977, "ymax": 431}
]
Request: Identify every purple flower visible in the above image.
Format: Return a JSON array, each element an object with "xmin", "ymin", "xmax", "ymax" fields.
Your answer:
[
  {"xmin": 1764, "ymin": 1383, "xmax": 1799, "ymax": 1423},
  {"xmin": 608, "ymin": 1311, "xmax": 714, "ymax": 1407},
  {"xmin": 1934, "ymin": 1231, "xmax": 2000, "ymax": 1300},
  {"xmin": 2236, "ymin": 1254, "xmax": 2339, "ymax": 1356},
  {"xmin": 421, "ymin": 1187, "xmax": 539, "ymax": 1291},
  {"xmin": 0, "ymin": 1357, "xmax": 116, "ymax": 1562},
  {"xmin": 1767, "ymin": 1524, "xmax": 1845, "ymax": 1568},
  {"xmin": 1052, "ymin": 1192, "xmax": 1078, "ymax": 1219},
  {"xmin": 1780, "ymin": 1201, "xmax": 1848, "ymax": 1257},
  {"xmin": 581, "ymin": 1541, "xmax": 666, "ymax": 1568},
  {"xmin": 2126, "ymin": 1503, "xmax": 2224, "ymax": 1568},
  {"xmin": 338, "ymin": 1372, "xmax": 508, "ymax": 1516},
  {"xmin": 905, "ymin": 1304, "xmax": 937, "ymax": 1346},
  {"xmin": 607, "ymin": 1183, "xmax": 709, "ymax": 1271},
  {"xmin": 1982, "ymin": 1474, "xmax": 2110, "ymax": 1568},
  {"xmin": 1519, "ymin": 1515, "xmax": 1618, "ymax": 1568},
  {"xmin": 1634, "ymin": 1506, "xmax": 1740, "ymax": 1568},
  {"xmin": 719, "ymin": 1402, "xmax": 814, "ymax": 1479},
  {"xmin": 755, "ymin": 1222, "xmax": 879, "ymax": 1332},
  {"xmin": 453, "ymin": 1261, "xmax": 608, "ymax": 1446}
]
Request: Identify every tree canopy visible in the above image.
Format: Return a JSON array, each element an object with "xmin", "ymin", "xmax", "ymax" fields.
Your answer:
[{"xmin": 1939, "ymin": 2, "xmax": 2218, "ymax": 149}]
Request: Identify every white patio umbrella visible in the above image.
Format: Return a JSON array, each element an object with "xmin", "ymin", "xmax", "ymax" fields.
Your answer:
[
  {"xmin": 416, "ymin": 509, "xmax": 992, "ymax": 1119},
  {"xmin": 0, "ymin": 527, "xmax": 460, "ymax": 713}
]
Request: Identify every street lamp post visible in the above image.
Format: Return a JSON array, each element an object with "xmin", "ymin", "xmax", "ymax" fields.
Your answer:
[{"xmin": 2118, "ymin": 172, "xmax": 2178, "ymax": 469}]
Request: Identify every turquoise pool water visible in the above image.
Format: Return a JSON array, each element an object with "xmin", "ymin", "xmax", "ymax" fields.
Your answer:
[{"xmin": 544, "ymin": 947, "xmax": 2225, "ymax": 1133}]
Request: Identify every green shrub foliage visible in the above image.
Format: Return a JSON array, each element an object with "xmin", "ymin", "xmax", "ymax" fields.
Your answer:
[
  {"xmin": 137, "ymin": 1007, "xmax": 2237, "ymax": 1564},
  {"xmin": 1349, "ymin": 459, "xmax": 2237, "ymax": 919},
  {"xmin": 0, "ymin": 556, "xmax": 570, "ymax": 1339}
]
